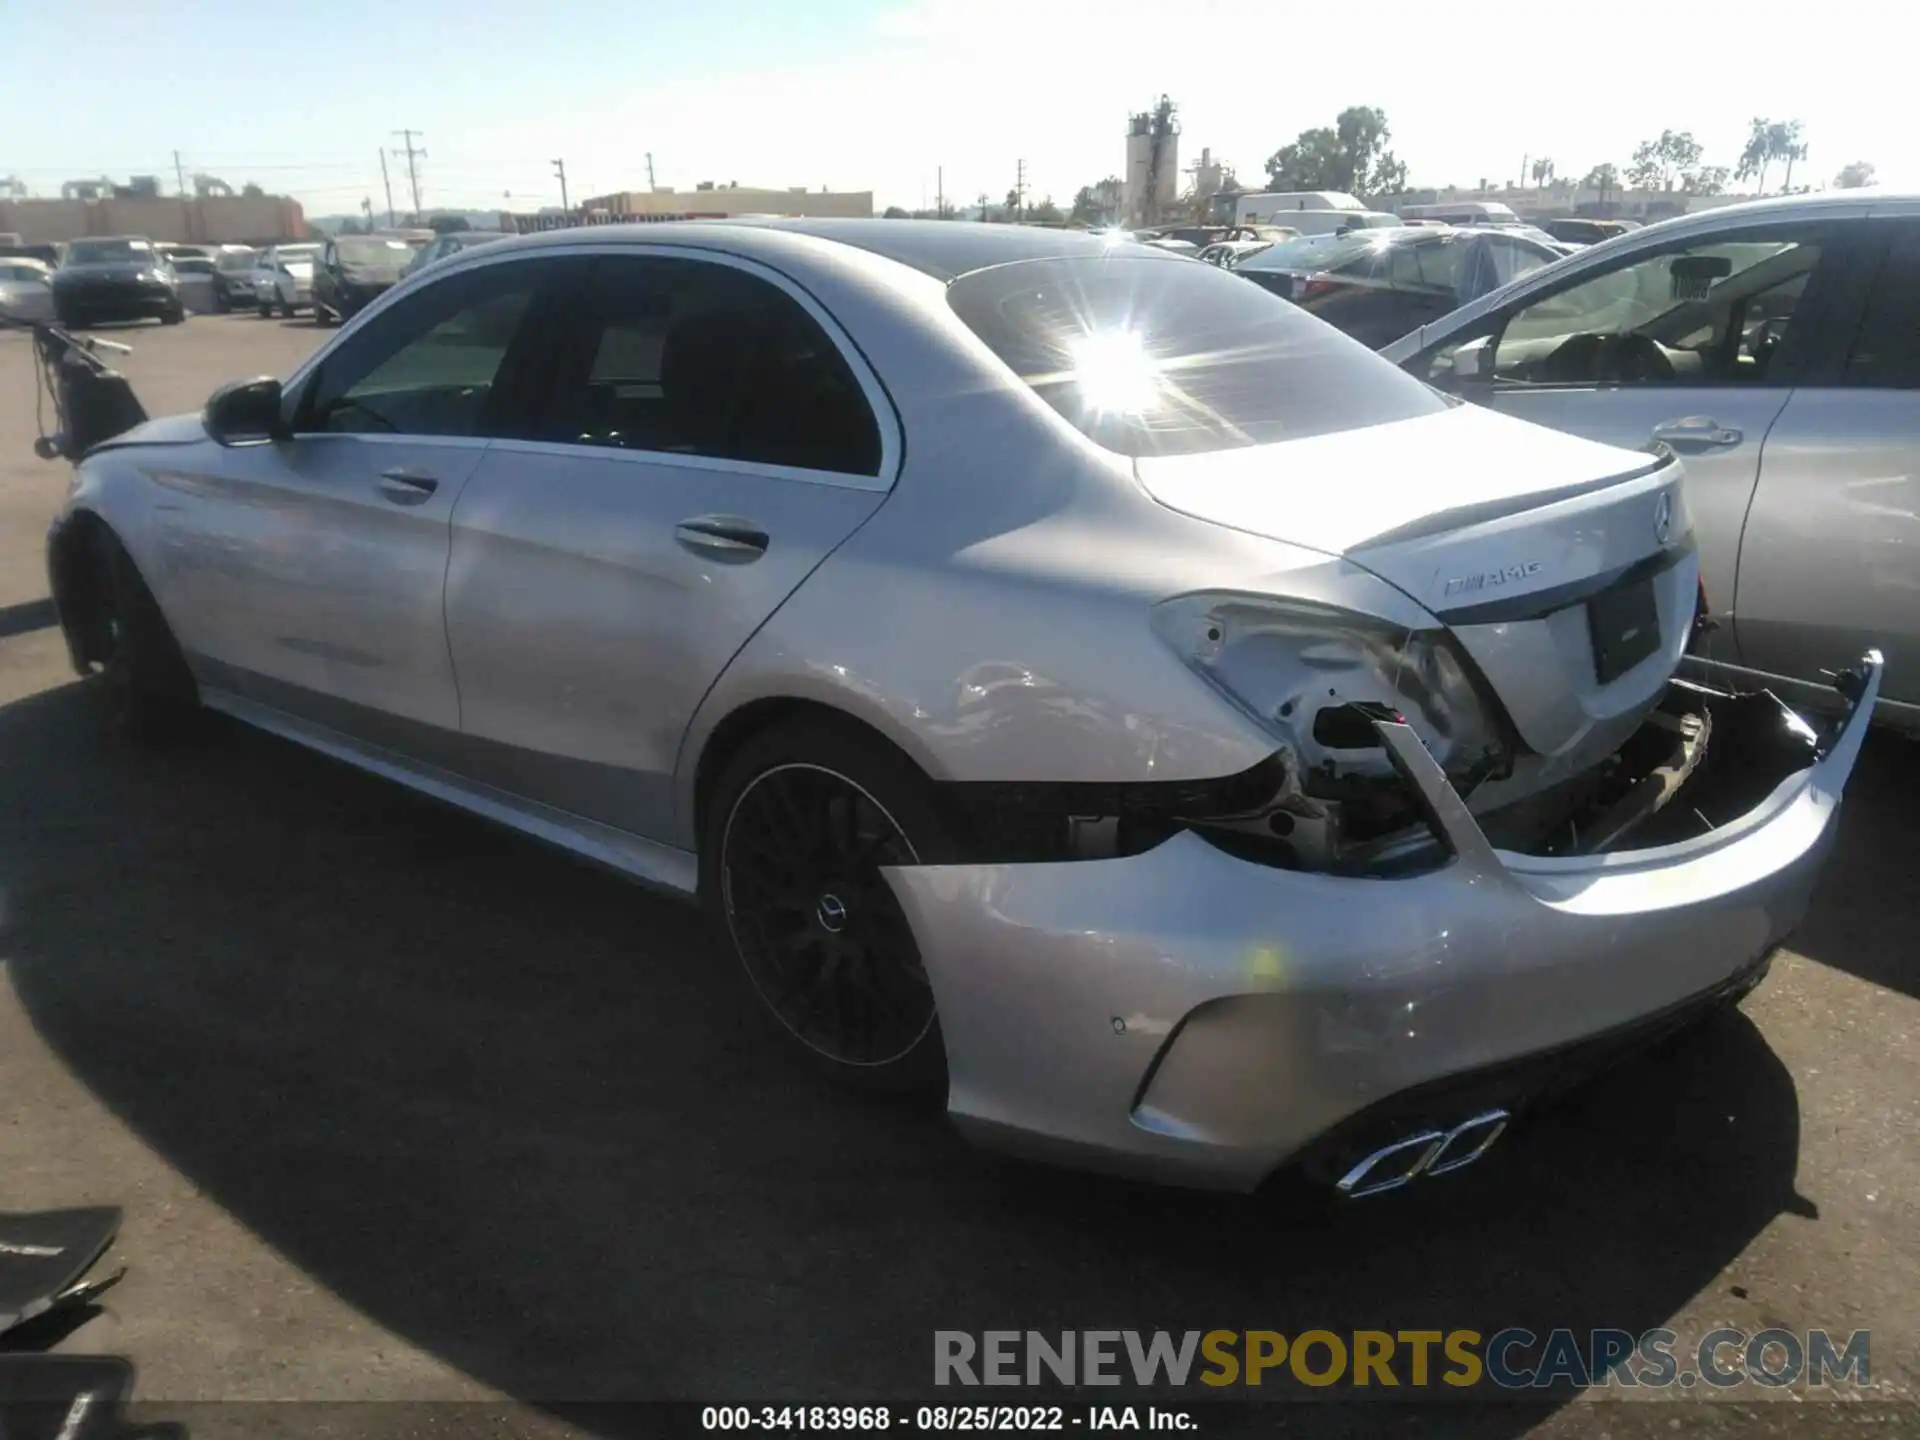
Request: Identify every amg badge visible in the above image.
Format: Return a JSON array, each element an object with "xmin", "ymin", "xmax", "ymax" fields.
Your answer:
[{"xmin": 1442, "ymin": 561, "xmax": 1544, "ymax": 598}]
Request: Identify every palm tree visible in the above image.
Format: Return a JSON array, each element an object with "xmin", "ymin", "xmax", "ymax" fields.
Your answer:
[
  {"xmin": 1736, "ymin": 117, "xmax": 1774, "ymax": 192},
  {"xmin": 1530, "ymin": 157, "xmax": 1555, "ymax": 189}
]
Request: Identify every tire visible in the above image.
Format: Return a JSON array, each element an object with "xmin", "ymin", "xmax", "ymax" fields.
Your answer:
[
  {"xmin": 160, "ymin": 304, "xmax": 184, "ymax": 325},
  {"xmin": 703, "ymin": 718, "xmax": 957, "ymax": 1093},
  {"xmin": 88, "ymin": 530, "xmax": 199, "ymax": 743},
  {"xmin": 256, "ymin": 300, "xmax": 271, "ymax": 318}
]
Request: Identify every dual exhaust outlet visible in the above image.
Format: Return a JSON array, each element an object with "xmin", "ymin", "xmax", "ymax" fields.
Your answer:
[{"xmin": 1334, "ymin": 1109, "xmax": 1510, "ymax": 1199}]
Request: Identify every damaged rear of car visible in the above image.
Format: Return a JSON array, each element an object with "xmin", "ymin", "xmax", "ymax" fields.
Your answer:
[{"xmin": 690, "ymin": 242, "xmax": 1879, "ymax": 1194}]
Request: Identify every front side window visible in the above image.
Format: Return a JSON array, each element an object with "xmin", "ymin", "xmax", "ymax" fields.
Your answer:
[
  {"xmin": 1479, "ymin": 227, "xmax": 1827, "ymax": 386},
  {"xmin": 534, "ymin": 255, "xmax": 883, "ymax": 476},
  {"xmin": 298, "ymin": 262, "xmax": 543, "ymax": 437},
  {"xmin": 948, "ymin": 254, "xmax": 1447, "ymax": 458}
]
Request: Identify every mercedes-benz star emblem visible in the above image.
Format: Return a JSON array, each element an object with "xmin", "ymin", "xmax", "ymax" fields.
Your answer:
[
  {"xmin": 816, "ymin": 893, "xmax": 849, "ymax": 933},
  {"xmin": 1654, "ymin": 492, "xmax": 1674, "ymax": 546}
]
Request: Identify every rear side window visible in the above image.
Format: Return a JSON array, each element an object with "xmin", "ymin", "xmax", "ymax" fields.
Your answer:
[
  {"xmin": 533, "ymin": 255, "xmax": 883, "ymax": 476},
  {"xmin": 1845, "ymin": 226, "xmax": 1920, "ymax": 388},
  {"xmin": 946, "ymin": 254, "xmax": 1447, "ymax": 458}
]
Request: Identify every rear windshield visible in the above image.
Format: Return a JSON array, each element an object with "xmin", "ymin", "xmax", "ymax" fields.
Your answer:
[
  {"xmin": 338, "ymin": 236, "xmax": 418, "ymax": 267},
  {"xmin": 946, "ymin": 254, "xmax": 1447, "ymax": 458},
  {"xmin": 1236, "ymin": 233, "xmax": 1375, "ymax": 274}
]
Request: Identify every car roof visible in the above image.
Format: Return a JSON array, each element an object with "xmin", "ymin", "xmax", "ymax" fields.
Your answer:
[{"xmin": 491, "ymin": 217, "xmax": 1181, "ymax": 283}]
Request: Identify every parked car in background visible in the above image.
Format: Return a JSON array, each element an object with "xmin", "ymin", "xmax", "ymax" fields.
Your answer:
[
  {"xmin": 0, "ymin": 257, "xmax": 56, "ymax": 324},
  {"xmin": 252, "ymin": 243, "xmax": 320, "ymax": 317},
  {"xmin": 402, "ymin": 228, "xmax": 514, "ymax": 278},
  {"xmin": 1380, "ymin": 191, "xmax": 1920, "ymax": 728},
  {"xmin": 167, "ymin": 253, "xmax": 218, "ymax": 312},
  {"xmin": 0, "ymin": 242, "xmax": 62, "ymax": 267},
  {"xmin": 211, "ymin": 247, "xmax": 258, "ymax": 311},
  {"xmin": 43, "ymin": 219, "xmax": 1878, "ymax": 1193},
  {"xmin": 1241, "ymin": 225, "xmax": 1568, "ymax": 348},
  {"xmin": 51, "ymin": 236, "xmax": 185, "ymax": 327},
  {"xmin": 1540, "ymin": 217, "xmax": 1638, "ymax": 246},
  {"xmin": 313, "ymin": 233, "xmax": 430, "ymax": 324}
]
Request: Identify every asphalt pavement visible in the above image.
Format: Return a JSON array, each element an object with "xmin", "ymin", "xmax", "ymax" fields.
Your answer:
[{"xmin": 0, "ymin": 315, "xmax": 1914, "ymax": 1438}]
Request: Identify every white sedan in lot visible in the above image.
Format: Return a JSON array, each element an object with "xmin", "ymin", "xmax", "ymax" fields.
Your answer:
[
  {"xmin": 43, "ymin": 220, "xmax": 1879, "ymax": 1195},
  {"xmin": 251, "ymin": 243, "xmax": 320, "ymax": 317}
]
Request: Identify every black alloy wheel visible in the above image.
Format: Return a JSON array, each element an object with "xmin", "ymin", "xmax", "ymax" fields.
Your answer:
[{"xmin": 718, "ymin": 756, "xmax": 943, "ymax": 1084}]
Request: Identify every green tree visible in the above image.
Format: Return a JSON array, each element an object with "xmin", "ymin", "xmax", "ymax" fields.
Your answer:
[
  {"xmin": 1835, "ymin": 160, "xmax": 1877, "ymax": 189},
  {"xmin": 1264, "ymin": 105, "xmax": 1407, "ymax": 199},
  {"xmin": 1627, "ymin": 130, "xmax": 1704, "ymax": 191},
  {"xmin": 1582, "ymin": 162, "xmax": 1620, "ymax": 202},
  {"xmin": 240, "ymin": 181, "xmax": 265, "ymax": 198},
  {"xmin": 1004, "ymin": 187, "xmax": 1022, "ymax": 220},
  {"xmin": 882, "ymin": 205, "xmax": 910, "ymax": 218},
  {"xmin": 1030, "ymin": 196, "xmax": 1062, "ymax": 224},
  {"xmin": 1530, "ymin": 157, "xmax": 1556, "ymax": 188},
  {"xmin": 1737, "ymin": 118, "xmax": 1805, "ymax": 193},
  {"xmin": 1069, "ymin": 186, "xmax": 1100, "ymax": 224},
  {"xmin": 1685, "ymin": 165, "xmax": 1731, "ymax": 196}
]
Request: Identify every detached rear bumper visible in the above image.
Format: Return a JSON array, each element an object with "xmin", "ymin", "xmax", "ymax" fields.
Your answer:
[{"xmin": 883, "ymin": 653, "xmax": 1881, "ymax": 1192}]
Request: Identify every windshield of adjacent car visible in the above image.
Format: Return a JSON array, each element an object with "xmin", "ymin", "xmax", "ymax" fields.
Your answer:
[
  {"xmin": 217, "ymin": 250, "xmax": 258, "ymax": 272},
  {"xmin": 64, "ymin": 238, "xmax": 154, "ymax": 265},
  {"xmin": 946, "ymin": 254, "xmax": 1448, "ymax": 459}
]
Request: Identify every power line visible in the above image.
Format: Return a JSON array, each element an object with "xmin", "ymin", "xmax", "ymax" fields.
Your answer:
[{"xmin": 391, "ymin": 130, "xmax": 426, "ymax": 215}]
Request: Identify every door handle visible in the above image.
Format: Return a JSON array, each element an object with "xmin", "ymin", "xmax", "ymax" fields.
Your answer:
[
  {"xmin": 377, "ymin": 467, "xmax": 439, "ymax": 504},
  {"xmin": 674, "ymin": 516, "xmax": 769, "ymax": 561},
  {"xmin": 1650, "ymin": 417, "xmax": 1743, "ymax": 450}
]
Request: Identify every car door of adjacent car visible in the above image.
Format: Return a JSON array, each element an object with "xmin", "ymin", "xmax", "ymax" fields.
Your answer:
[
  {"xmin": 442, "ymin": 249, "xmax": 898, "ymax": 846},
  {"xmin": 153, "ymin": 255, "xmax": 561, "ymax": 739},
  {"xmin": 1731, "ymin": 215, "xmax": 1920, "ymax": 713},
  {"xmin": 1412, "ymin": 217, "xmax": 1861, "ymax": 651}
]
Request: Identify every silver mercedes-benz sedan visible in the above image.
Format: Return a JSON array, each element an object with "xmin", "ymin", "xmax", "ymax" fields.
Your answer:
[{"xmin": 46, "ymin": 219, "xmax": 1879, "ymax": 1194}]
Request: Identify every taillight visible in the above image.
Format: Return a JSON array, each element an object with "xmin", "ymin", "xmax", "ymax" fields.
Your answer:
[{"xmin": 1293, "ymin": 276, "xmax": 1337, "ymax": 301}]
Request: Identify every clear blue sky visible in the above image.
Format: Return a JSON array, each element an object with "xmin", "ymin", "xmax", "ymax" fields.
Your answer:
[{"xmin": 5, "ymin": 0, "xmax": 1911, "ymax": 218}]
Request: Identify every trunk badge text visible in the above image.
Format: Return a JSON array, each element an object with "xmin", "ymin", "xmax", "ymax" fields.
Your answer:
[{"xmin": 1443, "ymin": 561, "xmax": 1543, "ymax": 598}]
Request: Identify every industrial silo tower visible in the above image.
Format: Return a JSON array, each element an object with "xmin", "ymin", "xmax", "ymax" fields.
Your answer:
[{"xmin": 1122, "ymin": 96, "xmax": 1179, "ymax": 227}]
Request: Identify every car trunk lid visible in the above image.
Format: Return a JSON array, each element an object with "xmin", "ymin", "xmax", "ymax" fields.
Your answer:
[{"xmin": 1134, "ymin": 403, "xmax": 1697, "ymax": 758}]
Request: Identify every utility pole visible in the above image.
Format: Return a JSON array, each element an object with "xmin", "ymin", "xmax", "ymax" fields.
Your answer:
[
  {"xmin": 391, "ymin": 129, "xmax": 426, "ymax": 217},
  {"xmin": 937, "ymin": 165, "xmax": 944, "ymax": 219},
  {"xmin": 646, "ymin": 152, "xmax": 657, "ymax": 190},
  {"xmin": 379, "ymin": 149, "xmax": 396, "ymax": 227},
  {"xmin": 173, "ymin": 150, "xmax": 187, "ymax": 197},
  {"xmin": 1015, "ymin": 158, "xmax": 1027, "ymax": 221},
  {"xmin": 552, "ymin": 158, "xmax": 570, "ymax": 216}
]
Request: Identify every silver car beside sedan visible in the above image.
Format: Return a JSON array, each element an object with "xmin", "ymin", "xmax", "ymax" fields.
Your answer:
[
  {"xmin": 46, "ymin": 220, "xmax": 1878, "ymax": 1195},
  {"xmin": 1381, "ymin": 191, "xmax": 1920, "ymax": 732}
]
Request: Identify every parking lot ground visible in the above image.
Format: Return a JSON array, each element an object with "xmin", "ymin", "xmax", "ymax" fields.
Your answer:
[{"xmin": 0, "ymin": 316, "xmax": 1916, "ymax": 1437}]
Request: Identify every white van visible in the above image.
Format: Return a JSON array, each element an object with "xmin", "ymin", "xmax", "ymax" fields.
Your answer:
[
  {"xmin": 1234, "ymin": 191, "xmax": 1356, "ymax": 223},
  {"xmin": 1397, "ymin": 201, "xmax": 1524, "ymax": 227}
]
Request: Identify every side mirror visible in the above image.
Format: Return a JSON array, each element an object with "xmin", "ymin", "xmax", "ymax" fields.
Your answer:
[
  {"xmin": 1451, "ymin": 335, "xmax": 1494, "ymax": 380},
  {"xmin": 204, "ymin": 377, "xmax": 286, "ymax": 445}
]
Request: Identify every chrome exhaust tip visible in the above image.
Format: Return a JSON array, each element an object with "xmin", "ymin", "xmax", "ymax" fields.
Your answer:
[
  {"xmin": 1335, "ymin": 1130, "xmax": 1446, "ymax": 1198},
  {"xmin": 1424, "ymin": 1109, "xmax": 1510, "ymax": 1176},
  {"xmin": 1333, "ymin": 1108, "xmax": 1510, "ymax": 1198}
]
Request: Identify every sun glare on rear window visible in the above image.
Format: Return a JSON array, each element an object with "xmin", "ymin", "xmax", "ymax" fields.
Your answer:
[{"xmin": 946, "ymin": 254, "xmax": 1447, "ymax": 458}]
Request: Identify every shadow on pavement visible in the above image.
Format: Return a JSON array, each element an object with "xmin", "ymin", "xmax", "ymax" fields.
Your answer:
[{"xmin": 0, "ymin": 680, "xmax": 1820, "ymax": 1428}]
